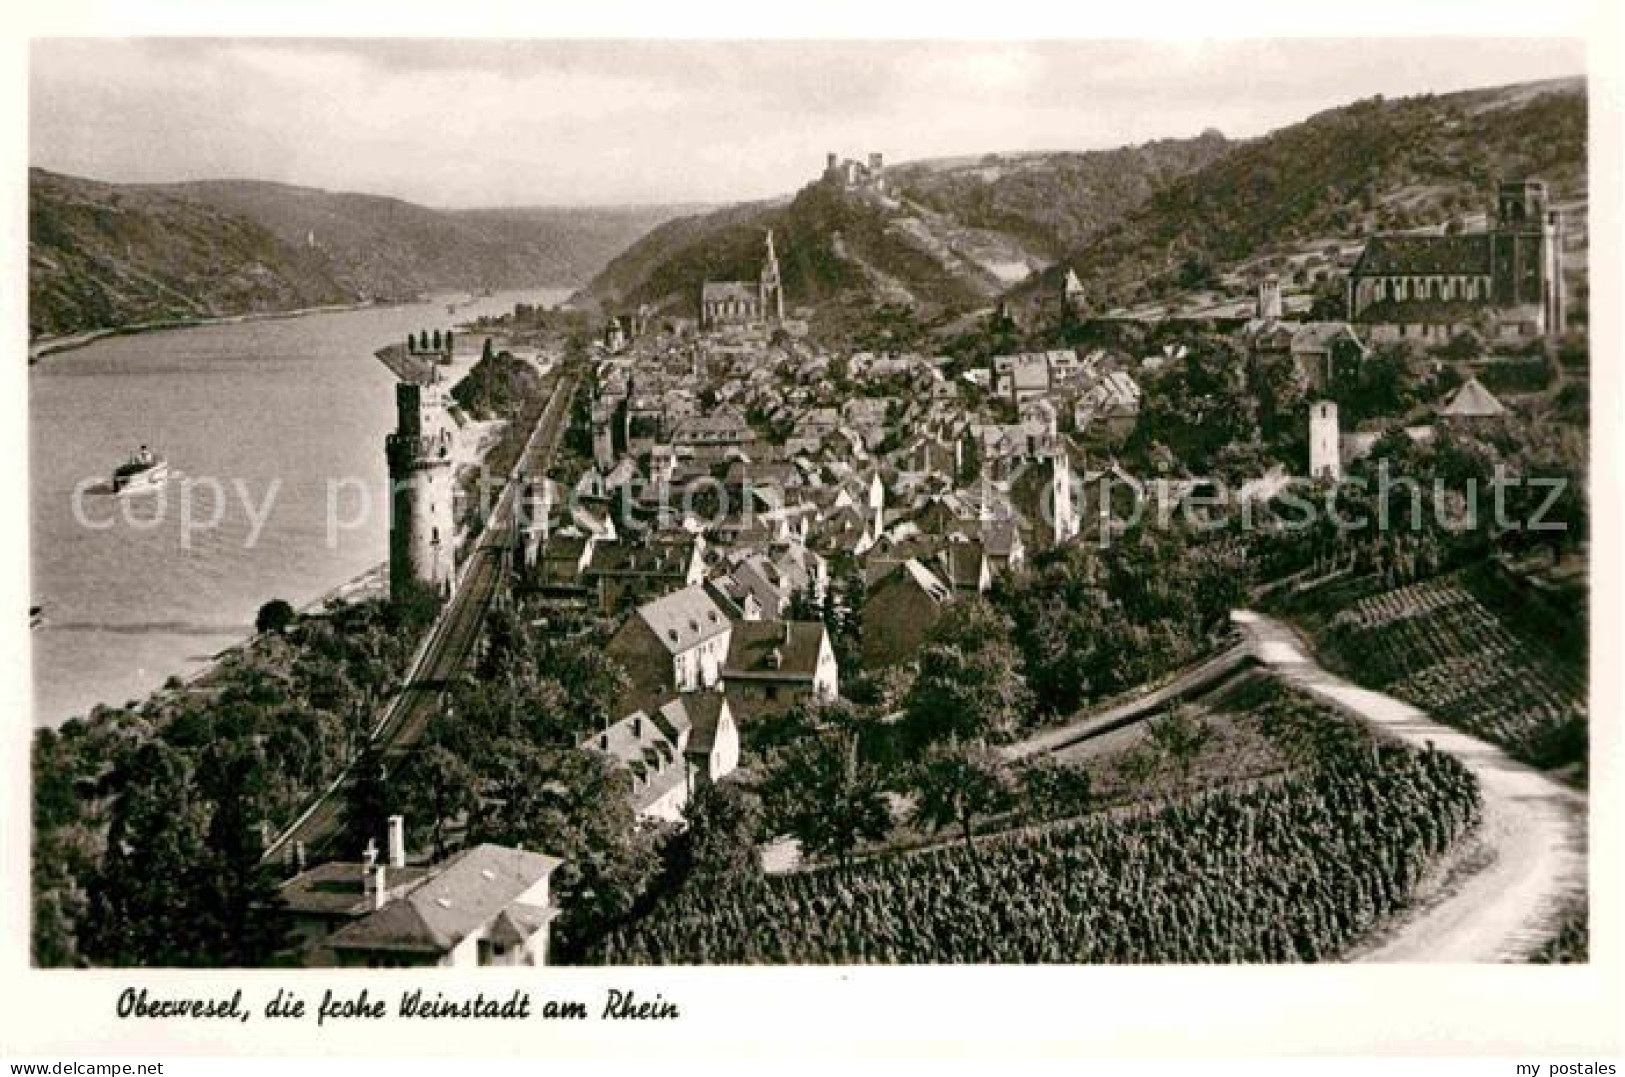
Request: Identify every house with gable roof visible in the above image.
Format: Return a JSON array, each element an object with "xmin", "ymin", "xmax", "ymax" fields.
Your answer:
[
  {"xmin": 861, "ymin": 558, "xmax": 952, "ymax": 669},
  {"xmin": 722, "ymin": 619, "xmax": 840, "ymax": 722},
  {"xmin": 580, "ymin": 695, "xmax": 740, "ymax": 824},
  {"xmin": 606, "ymin": 585, "xmax": 735, "ymax": 712},
  {"xmin": 279, "ymin": 835, "xmax": 563, "ymax": 968}
]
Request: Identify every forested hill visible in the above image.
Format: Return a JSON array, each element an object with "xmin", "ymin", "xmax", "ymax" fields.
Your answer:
[
  {"xmin": 1015, "ymin": 77, "xmax": 1587, "ymax": 314},
  {"xmin": 571, "ymin": 133, "xmax": 1234, "ymax": 317},
  {"xmin": 28, "ymin": 169, "xmax": 696, "ymax": 340},
  {"xmin": 885, "ymin": 130, "xmax": 1233, "ymax": 257},
  {"xmin": 29, "ymin": 169, "xmax": 352, "ymax": 339}
]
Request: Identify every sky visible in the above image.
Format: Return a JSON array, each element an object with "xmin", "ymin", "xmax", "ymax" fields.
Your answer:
[{"xmin": 29, "ymin": 38, "xmax": 1586, "ymax": 208}]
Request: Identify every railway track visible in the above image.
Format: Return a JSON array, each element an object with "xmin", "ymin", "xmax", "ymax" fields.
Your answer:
[{"xmin": 262, "ymin": 370, "xmax": 579, "ymax": 866}]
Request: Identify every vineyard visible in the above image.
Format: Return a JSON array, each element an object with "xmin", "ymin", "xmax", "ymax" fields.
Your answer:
[
  {"xmin": 1530, "ymin": 905, "xmax": 1589, "ymax": 964},
  {"xmin": 593, "ymin": 737, "xmax": 1480, "ymax": 964},
  {"xmin": 1323, "ymin": 571, "xmax": 1587, "ymax": 770}
]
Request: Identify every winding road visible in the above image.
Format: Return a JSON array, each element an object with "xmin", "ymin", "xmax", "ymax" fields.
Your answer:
[{"xmin": 1233, "ymin": 609, "xmax": 1588, "ymax": 962}]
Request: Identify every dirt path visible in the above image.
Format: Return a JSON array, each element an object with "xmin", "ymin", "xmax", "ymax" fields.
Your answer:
[{"xmin": 1233, "ymin": 609, "xmax": 1588, "ymax": 962}]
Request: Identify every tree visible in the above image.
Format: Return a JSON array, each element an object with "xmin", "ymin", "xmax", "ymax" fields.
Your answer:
[
  {"xmin": 787, "ymin": 582, "xmax": 821, "ymax": 621},
  {"xmin": 255, "ymin": 599, "xmax": 296, "ymax": 635},
  {"xmin": 1147, "ymin": 705, "xmax": 1214, "ymax": 788},
  {"xmin": 467, "ymin": 740, "xmax": 658, "ymax": 956},
  {"xmin": 395, "ymin": 743, "xmax": 480, "ymax": 861},
  {"xmin": 675, "ymin": 780, "xmax": 764, "ymax": 890},
  {"xmin": 87, "ymin": 742, "xmax": 214, "ymax": 965},
  {"xmin": 1019, "ymin": 757, "xmax": 1093, "ymax": 822},
  {"xmin": 760, "ymin": 731, "xmax": 891, "ymax": 869},
  {"xmin": 909, "ymin": 740, "xmax": 1016, "ymax": 856},
  {"xmin": 339, "ymin": 746, "xmax": 393, "ymax": 859},
  {"xmin": 902, "ymin": 599, "xmax": 1033, "ymax": 746},
  {"xmin": 195, "ymin": 744, "xmax": 291, "ymax": 966}
]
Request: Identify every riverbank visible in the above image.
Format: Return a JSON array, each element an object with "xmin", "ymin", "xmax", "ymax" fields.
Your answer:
[
  {"xmin": 27, "ymin": 299, "xmax": 394, "ymax": 363},
  {"xmin": 169, "ymin": 560, "xmax": 390, "ymax": 697}
]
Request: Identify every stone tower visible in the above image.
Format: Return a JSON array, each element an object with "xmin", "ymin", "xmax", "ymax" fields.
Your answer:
[
  {"xmin": 1257, "ymin": 274, "xmax": 1283, "ymax": 320},
  {"xmin": 386, "ymin": 378, "xmax": 456, "ymax": 600},
  {"xmin": 1309, "ymin": 401, "xmax": 1341, "ymax": 482},
  {"xmin": 1490, "ymin": 178, "xmax": 1564, "ymax": 335},
  {"xmin": 760, "ymin": 229, "xmax": 785, "ymax": 324}
]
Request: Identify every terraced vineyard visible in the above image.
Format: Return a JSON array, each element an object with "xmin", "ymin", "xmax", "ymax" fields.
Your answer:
[
  {"xmin": 593, "ymin": 732, "xmax": 1480, "ymax": 964},
  {"xmin": 1324, "ymin": 571, "xmax": 1587, "ymax": 770}
]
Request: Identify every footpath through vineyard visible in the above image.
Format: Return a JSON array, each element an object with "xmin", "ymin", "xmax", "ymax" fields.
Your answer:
[{"xmin": 1234, "ymin": 609, "xmax": 1587, "ymax": 962}]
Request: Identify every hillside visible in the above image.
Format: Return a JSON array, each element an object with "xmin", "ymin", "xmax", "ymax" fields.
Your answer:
[
  {"xmin": 1017, "ymin": 77, "xmax": 1586, "ymax": 317},
  {"xmin": 29, "ymin": 169, "xmax": 353, "ymax": 339},
  {"xmin": 28, "ymin": 170, "xmax": 695, "ymax": 340},
  {"xmin": 162, "ymin": 181, "xmax": 698, "ymax": 300},
  {"xmin": 887, "ymin": 130, "xmax": 1232, "ymax": 257},
  {"xmin": 577, "ymin": 78, "xmax": 1585, "ymax": 331},
  {"xmin": 573, "ymin": 134, "xmax": 1233, "ymax": 318}
]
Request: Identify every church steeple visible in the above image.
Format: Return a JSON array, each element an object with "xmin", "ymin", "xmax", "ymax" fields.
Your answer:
[{"xmin": 760, "ymin": 229, "xmax": 784, "ymax": 323}]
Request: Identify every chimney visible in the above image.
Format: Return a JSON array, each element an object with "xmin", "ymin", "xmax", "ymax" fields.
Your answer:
[
  {"xmin": 782, "ymin": 620, "xmax": 792, "ymax": 644},
  {"xmin": 362, "ymin": 838, "xmax": 378, "ymax": 873},
  {"xmin": 373, "ymin": 865, "xmax": 388, "ymax": 911},
  {"xmin": 387, "ymin": 815, "xmax": 406, "ymax": 869},
  {"xmin": 294, "ymin": 841, "xmax": 307, "ymax": 874}
]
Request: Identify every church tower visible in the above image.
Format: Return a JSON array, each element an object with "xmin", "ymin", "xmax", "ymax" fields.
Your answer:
[
  {"xmin": 760, "ymin": 229, "xmax": 785, "ymax": 324},
  {"xmin": 386, "ymin": 377, "xmax": 457, "ymax": 600}
]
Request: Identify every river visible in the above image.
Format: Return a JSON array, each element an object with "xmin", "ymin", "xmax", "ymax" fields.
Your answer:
[{"xmin": 29, "ymin": 289, "xmax": 571, "ymax": 726}]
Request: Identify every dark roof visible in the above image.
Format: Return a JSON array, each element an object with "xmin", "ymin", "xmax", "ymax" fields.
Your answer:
[
  {"xmin": 939, "ymin": 542, "xmax": 989, "ymax": 589},
  {"xmin": 487, "ymin": 903, "xmax": 555, "ymax": 948},
  {"xmin": 588, "ymin": 540, "xmax": 695, "ymax": 577},
  {"xmin": 1351, "ymin": 234, "xmax": 1492, "ymax": 277},
  {"xmin": 723, "ymin": 620, "xmax": 827, "ymax": 680},
  {"xmin": 701, "ymin": 282, "xmax": 760, "ymax": 303},
  {"xmin": 975, "ymin": 519, "xmax": 1022, "ymax": 558},
  {"xmin": 865, "ymin": 536, "xmax": 944, "ymax": 585},
  {"xmin": 325, "ymin": 845, "xmax": 561, "ymax": 955},
  {"xmin": 682, "ymin": 693, "xmax": 732, "ymax": 755},
  {"xmin": 278, "ymin": 861, "xmax": 435, "ymax": 918}
]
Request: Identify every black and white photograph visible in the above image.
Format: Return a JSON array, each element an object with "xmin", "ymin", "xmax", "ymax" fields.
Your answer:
[{"xmin": 3, "ymin": 7, "xmax": 1621, "ymax": 1062}]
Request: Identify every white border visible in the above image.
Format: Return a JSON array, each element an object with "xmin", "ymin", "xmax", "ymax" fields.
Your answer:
[{"xmin": 2, "ymin": 0, "xmax": 1621, "ymax": 1059}]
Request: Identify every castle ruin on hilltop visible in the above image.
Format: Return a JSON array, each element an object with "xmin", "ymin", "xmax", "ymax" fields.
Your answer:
[{"xmin": 823, "ymin": 151, "xmax": 886, "ymax": 194}]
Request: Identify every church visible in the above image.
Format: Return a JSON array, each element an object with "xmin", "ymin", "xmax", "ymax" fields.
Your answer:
[
  {"xmin": 699, "ymin": 230, "xmax": 785, "ymax": 330},
  {"xmin": 1346, "ymin": 178, "xmax": 1566, "ymax": 344}
]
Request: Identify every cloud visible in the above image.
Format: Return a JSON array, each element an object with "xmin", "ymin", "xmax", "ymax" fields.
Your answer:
[{"xmin": 29, "ymin": 38, "xmax": 1584, "ymax": 206}]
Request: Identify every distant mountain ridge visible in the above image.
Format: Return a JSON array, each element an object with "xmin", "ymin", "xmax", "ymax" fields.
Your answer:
[
  {"xmin": 576, "ymin": 77, "xmax": 1585, "ymax": 329},
  {"xmin": 572, "ymin": 133, "xmax": 1235, "ymax": 318},
  {"xmin": 28, "ymin": 169, "xmax": 698, "ymax": 340},
  {"xmin": 1013, "ymin": 77, "xmax": 1587, "ymax": 316}
]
